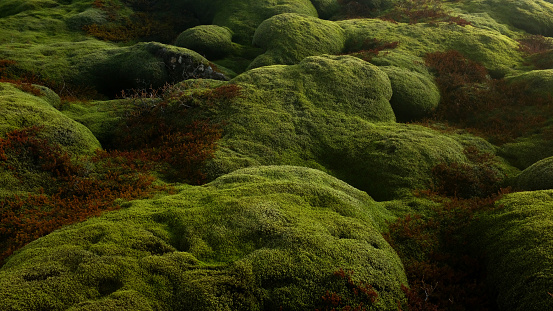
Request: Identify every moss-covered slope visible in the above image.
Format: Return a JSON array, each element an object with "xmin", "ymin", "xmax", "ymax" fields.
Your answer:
[
  {"xmin": 471, "ymin": 190, "xmax": 553, "ymax": 311},
  {"xmin": 0, "ymin": 166, "xmax": 407, "ymax": 311}
]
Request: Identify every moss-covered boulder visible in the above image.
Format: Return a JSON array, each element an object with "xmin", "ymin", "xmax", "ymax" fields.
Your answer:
[
  {"xmin": 380, "ymin": 66, "xmax": 440, "ymax": 122},
  {"xmin": 0, "ymin": 166, "xmax": 407, "ymax": 311},
  {"xmin": 180, "ymin": 0, "xmax": 319, "ymax": 44},
  {"xmin": 338, "ymin": 18, "xmax": 524, "ymax": 77},
  {"xmin": 515, "ymin": 156, "xmax": 553, "ymax": 191},
  {"xmin": 0, "ymin": 82, "xmax": 101, "ymax": 195},
  {"xmin": 95, "ymin": 42, "xmax": 227, "ymax": 95},
  {"xmin": 250, "ymin": 13, "xmax": 346, "ymax": 68},
  {"xmin": 459, "ymin": 0, "xmax": 553, "ymax": 37},
  {"xmin": 499, "ymin": 135, "xmax": 553, "ymax": 170},
  {"xmin": 140, "ymin": 55, "xmax": 513, "ymax": 201},
  {"xmin": 0, "ymin": 82, "xmax": 100, "ymax": 154},
  {"xmin": 310, "ymin": 0, "xmax": 340, "ymax": 19},
  {"xmin": 471, "ymin": 190, "xmax": 553, "ymax": 311},
  {"xmin": 506, "ymin": 69, "xmax": 553, "ymax": 98},
  {"xmin": 174, "ymin": 25, "xmax": 234, "ymax": 59}
]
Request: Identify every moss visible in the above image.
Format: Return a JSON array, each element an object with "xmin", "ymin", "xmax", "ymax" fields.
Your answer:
[
  {"xmin": 470, "ymin": 190, "xmax": 553, "ymax": 311},
  {"xmin": 0, "ymin": 82, "xmax": 101, "ymax": 194},
  {"xmin": 66, "ymin": 8, "xmax": 108, "ymax": 31},
  {"xmin": 309, "ymin": 0, "xmax": 340, "ymax": 19},
  {"xmin": 0, "ymin": 166, "xmax": 407, "ymax": 310},
  {"xmin": 249, "ymin": 13, "xmax": 346, "ymax": 68},
  {"xmin": 174, "ymin": 25, "xmax": 234, "ymax": 59},
  {"xmin": 499, "ymin": 134, "xmax": 553, "ymax": 170},
  {"xmin": 338, "ymin": 18, "xmax": 524, "ymax": 76},
  {"xmin": 380, "ymin": 66, "xmax": 440, "ymax": 122},
  {"xmin": 167, "ymin": 56, "xmax": 516, "ymax": 201},
  {"xmin": 0, "ymin": 82, "xmax": 100, "ymax": 155},
  {"xmin": 515, "ymin": 156, "xmax": 553, "ymax": 191},
  {"xmin": 58, "ymin": 99, "xmax": 128, "ymax": 147},
  {"xmin": 212, "ymin": 0, "xmax": 318, "ymax": 44},
  {"xmin": 506, "ymin": 69, "xmax": 553, "ymax": 98},
  {"xmin": 458, "ymin": 0, "xmax": 553, "ymax": 37}
]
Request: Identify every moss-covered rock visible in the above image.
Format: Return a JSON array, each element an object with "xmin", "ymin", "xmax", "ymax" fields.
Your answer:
[
  {"xmin": 471, "ymin": 190, "xmax": 553, "ymax": 311},
  {"xmin": 0, "ymin": 82, "xmax": 101, "ymax": 195},
  {"xmin": 506, "ymin": 69, "xmax": 553, "ymax": 98},
  {"xmin": 146, "ymin": 55, "xmax": 514, "ymax": 201},
  {"xmin": 65, "ymin": 8, "xmax": 108, "ymax": 31},
  {"xmin": 94, "ymin": 42, "xmax": 227, "ymax": 95},
  {"xmin": 310, "ymin": 0, "xmax": 340, "ymax": 19},
  {"xmin": 210, "ymin": 0, "xmax": 319, "ymax": 44},
  {"xmin": 459, "ymin": 0, "xmax": 553, "ymax": 37},
  {"xmin": 515, "ymin": 156, "xmax": 553, "ymax": 191},
  {"xmin": 174, "ymin": 25, "xmax": 234, "ymax": 59},
  {"xmin": 338, "ymin": 18, "xmax": 524, "ymax": 77},
  {"xmin": 499, "ymin": 134, "xmax": 553, "ymax": 170},
  {"xmin": 0, "ymin": 82, "xmax": 100, "ymax": 154},
  {"xmin": 380, "ymin": 66, "xmax": 440, "ymax": 122},
  {"xmin": 250, "ymin": 13, "xmax": 346, "ymax": 68},
  {"xmin": 0, "ymin": 166, "xmax": 407, "ymax": 311}
]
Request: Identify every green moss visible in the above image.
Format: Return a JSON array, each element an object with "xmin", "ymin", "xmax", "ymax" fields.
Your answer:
[
  {"xmin": 174, "ymin": 25, "xmax": 234, "ymax": 59},
  {"xmin": 0, "ymin": 82, "xmax": 100, "ymax": 155},
  {"xmin": 515, "ymin": 156, "xmax": 553, "ymax": 191},
  {"xmin": 380, "ymin": 66, "xmax": 440, "ymax": 122},
  {"xmin": 458, "ymin": 0, "xmax": 553, "ymax": 37},
  {"xmin": 0, "ymin": 166, "xmax": 407, "ymax": 310},
  {"xmin": 212, "ymin": 0, "xmax": 318, "ymax": 44},
  {"xmin": 0, "ymin": 82, "xmax": 101, "ymax": 195},
  {"xmin": 309, "ymin": 0, "xmax": 340, "ymax": 19},
  {"xmin": 338, "ymin": 18, "xmax": 525, "ymax": 77},
  {"xmin": 166, "ymin": 56, "xmax": 515, "ymax": 201},
  {"xmin": 250, "ymin": 13, "xmax": 346, "ymax": 68},
  {"xmin": 66, "ymin": 8, "xmax": 108, "ymax": 31},
  {"xmin": 506, "ymin": 69, "xmax": 553, "ymax": 97},
  {"xmin": 499, "ymin": 134, "xmax": 553, "ymax": 170},
  {"xmin": 470, "ymin": 190, "xmax": 553, "ymax": 311}
]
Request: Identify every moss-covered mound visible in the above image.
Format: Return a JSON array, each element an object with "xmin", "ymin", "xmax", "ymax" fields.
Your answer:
[
  {"xmin": 181, "ymin": 0, "xmax": 318, "ymax": 44},
  {"xmin": 250, "ymin": 13, "xmax": 346, "ymax": 68},
  {"xmin": 459, "ymin": 0, "xmax": 553, "ymax": 37},
  {"xmin": 0, "ymin": 82, "xmax": 100, "ymax": 154},
  {"xmin": 153, "ymin": 55, "xmax": 512, "ymax": 201},
  {"xmin": 94, "ymin": 42, "xmax": 227, "ymax": 95},
  {"xmin": 0, "ymin": 82, "xmax": 101, "ymax": 195},
  {"xmin": 0, "ymin": 165, "xmax": 407, "ymax": 311},
  {"xmin": 380, "ymin": 66, "xmax": 440, "ymax": 122},
  {"xmin": 499, "ymin": 135, "xmax": 553, "ymax": 170},
  {"xmin": 174, "ymin": 25, "xmax": 234, "ymax": 59},
  {"xmin": 515, "ymin": 156, "xmax": 553, "ymax": 191},
  {"xmin": 338, "ymin": 18, "xmax": 523, "ymax": 77},
  {"xmin": 471, "ymin": 190, "xmax": 553, "ymax": 311},
  {"xmin": 506, "ymin": 69, "xmax": 553, "ymax": 98}
]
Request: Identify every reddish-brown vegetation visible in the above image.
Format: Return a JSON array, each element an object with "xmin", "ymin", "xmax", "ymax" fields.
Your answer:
[
  {"xmin": 422, "ymin": 50, "xmax": 553, "ymax": 143},
  {"xmin": 0, "ymin": 82, "xmax": 237, "ymax": 266},
  {"xmin": 315, "ymin": 268, "xmax": 379, "ymax": 311},
  {"xmin": 338, "ymin": 0, "xmax": 471, "ymax": 26},
  {"xmin": 0, "ymin": 126, "xmax": 169, "ymax": 266}
]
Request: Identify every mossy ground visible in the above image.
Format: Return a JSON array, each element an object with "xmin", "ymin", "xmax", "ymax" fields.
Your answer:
[
  {"xmin": 2, "ymin": 0, "xmax": 553, "ymax": 309},
  {"xmin": 0, "ymin": 166, "xmax": 407, "ymax": 311}
]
